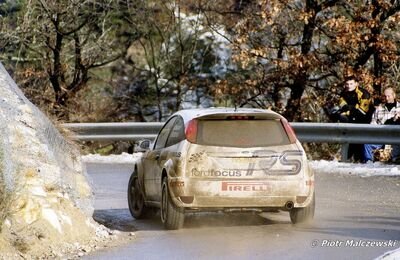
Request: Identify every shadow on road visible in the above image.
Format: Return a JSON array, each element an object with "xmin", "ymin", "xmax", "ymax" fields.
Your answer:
[
  {"xmin": 93, "ymin": 209, "xmax": 140, "ymax": 232},
  {"xmin": 93, "ymin": 208, "xmax": 293, "ymax": 232},
  {"xmin": 184, "ymin": 211, "xmax": 290, "ymax": 229}
]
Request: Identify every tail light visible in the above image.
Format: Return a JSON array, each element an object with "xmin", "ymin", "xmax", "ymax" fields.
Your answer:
[
  {"xmin": 185, "ymin": 119, "xmax": 198, "ymax": 143},
  {"xmin": 281, "ymin": 119, "xmax": 297, "ymax": 144}
]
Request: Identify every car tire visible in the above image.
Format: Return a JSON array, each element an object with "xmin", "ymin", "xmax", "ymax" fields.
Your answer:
[
  {"xmin": 128, "ymin": 172, "xmax": 150, "ymax": 219},
  {"xmin": 161, "ymin": 177, "xmax": 184, "ymax": 230},
  {"xmin": 290, "ymin": 192, "xmax": 315, "ymax": 224}
]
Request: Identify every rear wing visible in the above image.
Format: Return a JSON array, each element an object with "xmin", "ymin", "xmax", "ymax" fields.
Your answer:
[{"xmin": 193, "ymin": 112, "xmax": 283, "ymax": 121}]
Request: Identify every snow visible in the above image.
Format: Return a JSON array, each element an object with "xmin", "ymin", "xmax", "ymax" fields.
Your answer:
[
  {"xmin": 375, "ymin": 247, "xmax": 400, "ymax": 260},
  {"xmin": 82, "ymin": 152, "xmax": 142, "ymax": 164},
  {"xmin": 0, "ymin": 63, "xmax": 102, "ymax": 257},
  {"xmin": 42, "ymin": 208, "xmax": 62, "ymax": 233},
  {"xmin": 30, "ymin": 186, "xmax": 48, "ymax": 197},
  {"xmin": 82, "ymin": 153, "xmax": 400, "ymax": 177},
  {"xmin": 310, "ymin": 160, "xmax": 400, "ymax": 177}
]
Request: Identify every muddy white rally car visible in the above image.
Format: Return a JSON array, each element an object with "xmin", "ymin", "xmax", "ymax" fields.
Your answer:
[{"xmin": 128, "ymin": 108, "xmax": 315, "ymax": 229}]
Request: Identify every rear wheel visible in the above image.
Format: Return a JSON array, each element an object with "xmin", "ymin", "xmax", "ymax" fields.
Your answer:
[
  {"xmin": 160, "ymin": 178, "xmax": 184, "ymax": 230},
  {"xmin": 128, "ymin": 173, "xmax": 150, "ymax": 219},
  {"xmin": 290, "ymin": 193, "xmax": 315, "ymax": 224}
]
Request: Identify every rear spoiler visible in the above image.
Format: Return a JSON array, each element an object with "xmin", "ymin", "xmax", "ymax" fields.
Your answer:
[{"xmin": 194, "ymin": 112, "xmax": 283, "ymax": 120}]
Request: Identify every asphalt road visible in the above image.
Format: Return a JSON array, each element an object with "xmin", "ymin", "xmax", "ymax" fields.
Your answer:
[{"xmin": 85, "ymin": 162, "xmax": 400, "ymax": 260}]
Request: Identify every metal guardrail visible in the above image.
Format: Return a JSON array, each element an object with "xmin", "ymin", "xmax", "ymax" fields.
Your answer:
[
  {"xmin": 291, "ymin": 123, "xmax": 400, "ymax": 145},
  {"xmin": 64, "ymin": 122, "xmax": 163, "ymax": 141},
  {"xmin": 64, "ymin": 122, "xmax": 400, "ymax": 161},
  {"xmin": 64, "ymin": 122, "xmax": 400, "ymax": 144}
]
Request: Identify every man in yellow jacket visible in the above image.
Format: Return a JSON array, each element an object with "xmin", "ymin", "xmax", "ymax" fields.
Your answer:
[
  {"xmin": 337, "ymin": 76, "xmax": 373, "ymax": 162},
  {"xmin": 338, "ymin": 76, "xmax": 372, "ymax": 123},
  {"xmin": 339, "ymin": 77, "xmax": 373, "ymax": 124}
]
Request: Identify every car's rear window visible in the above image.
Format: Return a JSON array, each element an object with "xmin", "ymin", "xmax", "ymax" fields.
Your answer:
[{"xmin": 196, "ymin": 119, "xmax": 291, "ymax": 147}]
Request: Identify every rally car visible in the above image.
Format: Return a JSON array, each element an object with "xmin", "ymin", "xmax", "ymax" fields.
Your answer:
[{"xmin": 128, "ymin": 108, "xmax": 315, "ymax": 229}]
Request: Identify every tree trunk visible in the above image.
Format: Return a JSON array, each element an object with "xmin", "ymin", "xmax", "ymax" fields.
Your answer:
[
  {"xmin": 49, "ymin": 30, "xmax": 65, "ymax": 106},
  {"xmin": 284, "ymin": 76, "xmax": 306, "ymax": 121},
  {"xmin": 283, "ymin": 0, "xmax": 318, "ymax": 121}
]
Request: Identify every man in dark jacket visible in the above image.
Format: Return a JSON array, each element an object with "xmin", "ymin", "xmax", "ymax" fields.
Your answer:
[
  {"xmin": 338, "ymin": 76, "xmax": 372, "ymax": 123},
  {"xmin": 337, "ymin": 76, "xmax": 373, "ymax": 161}
]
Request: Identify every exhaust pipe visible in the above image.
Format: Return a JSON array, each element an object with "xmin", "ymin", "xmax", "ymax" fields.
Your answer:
[{"xmin": 285, "ymin": 201, "xmax": 294, "ymax": 210}]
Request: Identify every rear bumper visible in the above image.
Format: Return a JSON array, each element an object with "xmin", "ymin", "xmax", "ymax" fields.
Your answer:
[
  {"xmin": 168, "ymin": 177, "xmax": 314, "ymax": 210},
  {"xmin": 176, "ymin": 195, "xmax": 314, "ymax": 210}
]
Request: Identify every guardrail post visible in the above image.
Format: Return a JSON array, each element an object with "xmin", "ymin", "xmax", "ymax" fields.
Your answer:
[{"xmin": 341, "ymin": 143, "xmax": 349, "ymax": 162}]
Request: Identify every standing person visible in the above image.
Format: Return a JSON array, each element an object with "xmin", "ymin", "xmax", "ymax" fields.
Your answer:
[
  {"xmin": 338, "ymin": 76, "xmax": 372, "ymax": 123},
  {"xmin": 337, "ymin": 76, "xmax": 373, "ymax": 161},
  {"xmin": 363, "ymin": 88, "xmax": 400, "ymax": 162}
]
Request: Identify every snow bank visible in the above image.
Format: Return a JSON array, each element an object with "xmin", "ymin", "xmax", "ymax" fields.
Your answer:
[
  {"xmin": 82, "ymin": 152, "xmax": 142, "ymax": 164},
  {"xmin": 81, "ymin": 153, "xmax": 400, "ymax": 178},
  {"xmin": 310, "ymin": 160, "xmax": 400, "ymax": 177},
  {"xmin": 375, "ymin": 247, "xmax": 400, "ymax": 259},
  {"xmin": 0, "ymin": 63, "xmax": 110, "ymax": 258}
]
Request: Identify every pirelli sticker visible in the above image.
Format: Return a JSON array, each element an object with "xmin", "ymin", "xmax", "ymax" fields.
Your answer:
[{"xmin": 221, "ymin": 181, "xmax": 270, "ymax": 192}]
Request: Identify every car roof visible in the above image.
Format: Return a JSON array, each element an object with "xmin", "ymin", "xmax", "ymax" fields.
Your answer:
[{"xmin": 170, "ymin": 107, "xmax": 284, "ymax": 124}]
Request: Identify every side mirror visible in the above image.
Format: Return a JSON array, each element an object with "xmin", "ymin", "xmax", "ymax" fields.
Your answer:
[{"xmin": 135, "ymin": 139, "xmax": 151, "ymax": 152}]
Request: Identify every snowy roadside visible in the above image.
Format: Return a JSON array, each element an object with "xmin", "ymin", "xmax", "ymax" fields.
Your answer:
[
  {"xmin": 82, "ymin": 153, "xmax": 400, "ymax": 177},
  {"xmin": 309, "ymin": 160, "xmax": 400, "ymax": 177},
  {"xmin": 81, "ymin": 153, "xmax": 400, "ymax": 259},
  {"xmin": 82, "ymin": 152, "xmax": 142, "ymax": 164},
  {"xmin": 375, "ymin": 247, "xmax": 400, "ymax": 260}
]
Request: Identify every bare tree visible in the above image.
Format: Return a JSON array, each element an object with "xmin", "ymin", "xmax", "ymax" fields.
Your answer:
[
  {"xmin": 2, "ymin": 0, "xmax": 127, "ymax": 120},
  {"xmin": 114, "ymin": 0, "xmax": 228, "ymax": 121}
]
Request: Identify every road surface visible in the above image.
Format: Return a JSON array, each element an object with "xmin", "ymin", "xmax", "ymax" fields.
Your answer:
[{"xmin": 84, "ymin": 161, "xmax": 400, "ymax": 259}]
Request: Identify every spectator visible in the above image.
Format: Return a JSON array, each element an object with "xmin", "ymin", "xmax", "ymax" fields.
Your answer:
[
  {"xmin": 337, "ymin": 76, "xmax": 373, "ymax": 161},
  {"xmin": 363, "ymin": 88, "xmax": 400, "ymax": 162},
  {"xmin": 338, "ymin": 76, "xmax": 372, "ymax": 123},
  {"xmin": 385, "ymin": 113, "xmax": 400, "ymax": 163}
]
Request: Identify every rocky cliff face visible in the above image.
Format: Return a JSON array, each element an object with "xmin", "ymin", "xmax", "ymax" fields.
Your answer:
[{"xmin": 0, "ymin": 63, "xmax": 102, "ymax": 258}]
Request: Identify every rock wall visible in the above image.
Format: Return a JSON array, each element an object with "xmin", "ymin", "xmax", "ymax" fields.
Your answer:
[{"xmin": 0, "ymin": 63, "xmax": 97, "ymax": 257}]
